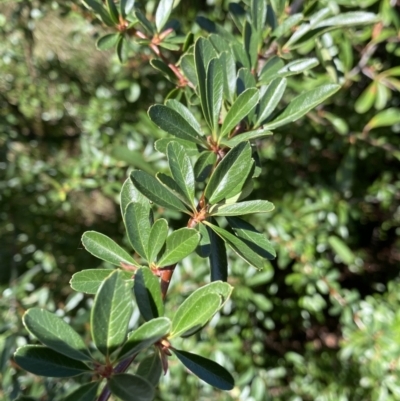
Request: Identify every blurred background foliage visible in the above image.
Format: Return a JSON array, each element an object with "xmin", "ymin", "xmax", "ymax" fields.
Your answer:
[{"xmin": 1, "ymin": 0, "xmax": 399, "ymax": 400}]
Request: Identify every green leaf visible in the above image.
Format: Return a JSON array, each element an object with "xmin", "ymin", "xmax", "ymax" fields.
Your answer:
[
  {"xmin": 263, "ymin": 84, "xmax": 340, "ymax": 130},
  {"xmin": 170, "ymin": 293, "xmax": 221, "ymax": 338},
  {"xmin": 259, "ymin": 56, "xmax": 285, "ymax": 84},
  {"xmin": 14, "ymin": 346, "xmax": 90, "ymax": 377},
  {"xmin": 82, "ymin": 231, "xmax": 139, "ymax": 268},
  {"xmin": 134, "ymin": 267, "xmax": 164, "ymax": 321},
  {"xmin": 205, "ymin": 222, "xmax": 266, "ymax": 270},
  {"xmin": 206, "ymin": 58, "xmax": 223, "ymax": 132},
  {"xmin": 244, "ymin": 21, "xmax": 259, "ymax": 69},
  {"xmin": 96, "ymin": 33, "xmax": 120, "ymax": 50},
  {"xmin": 167, "ymin": 142, "xmax": 196, "ymax": 208},
  {"xmin": 314, "ymin": 12, "xmax": 378, "ymax": 29},
  {"xmin": 63, "ymin": 382, "xmax": 99, "ymax": 401},
  {"xmin": 134, "ymin": 8, "xmax": 154, "ymax": 35},
  {"xmin": 91, "ymin": 270, "xmax": 133, "ymax": 356},
  {"xmin": 147, "ymin": 218, "xmax": 168, "ymax": 263},
  {"xmin": 173, "ymin": 349, "xmax": 234, "ymax": 390},
  {"xmin": 194, "ymin": 151, "xmax": 217, "ymax": 182},
  {"xmin": 125, "ymin": 202, "xmax": 151, "ymax": 260},
  {"xmin": 218, "ymin": 51, "xmax": 236, "ymax": 103},
  {"xmin": 207, "ymin": 223, "xmax": 228, "ymax": 281},
  {"xmin": 237, "ymin": 67, "xmax": 256, "ymax": 95},
  {"xmin": 209, "ymin": 200, "xmax": 274, "ymax": 216},
  {"xmin": 150, "ymin": 59, "xmax": 176, "ymax": 82},
  {"xmin": 196, "ymin": 223, "xmax": 211, "ymax": 258},
  {"xmin": 130, "ymin": 170, "xmax": 190, "ymax": 213},
  {"xmin": 118, "ymin": 317, "xmax": 171, "ymax": 360},
  {"xmin": 251, "ymin": 0, "xmax": 267, "ymax": 32},
  {"xmin": 120, "ymin": 177, "xmax": 149, "ymax": 220},
  {"xmin": 23, "ymin": 308, "xmax": 92, "ymax": 362},
  {"xmin": 232, "ymin": 42, "xmax": 251, "ymax": 69},
  {"xmin": 180, "ymin": 53, "xmax": 198, "ymax": 87},
  {"xmin": 108, "ymin": 374, "xmax": 154, "ymax": 401},
  {"xmin": 221, "ymin": 88, "xmax": 259, "ymax": 137},
  {"xmin": 156, "ymin": 172, "xmax": 193, "ymax": 207},
  {"xmin": 205, "ymin": 142, "xmax": 253, "ymax": 204},
  {"xmin": 277, "ymin": 58, "xmax": 319, "ymax": 77},
  {"xmin": 227, "ymin": 217, "xmax": 276, "ymax": 260},
  {"xmin": 255, "ymin": 78, "xmax": 287, "ymax": 127},
  {"xmin": 116, "ymin": 35, "xmax": 127, "ymax": 63},
  {"xmin": 364, "ymin": 108, "xmax": 400, "ymax": 131},
  {"xmin": 148, "ymin": 104, "xmax": 205, "ymax": 145},
  {"xmin": 106, "ymin": 0, "xmax": 119, "ymax": 23},
  {"xmin": 155, "ymin": 0, "xmax": 174, "ymax": 32},
  {"xmin": 355, "ymin": 81, "xmax": 376, "ymax": 114},
  {"xmin": 155, "ymin": 137, "xmax": 202, "ymax": 157},
  {"xmin": 222, "ymin": 127, "xmax": 272, "ymax": 147},
  {"xmin": 82, "ymin": 0, "xmax": 115, "ymax": 26},
  {"xmin": 120, "ymin": 0, "xmax": 135, "ymax": 18},
  {"xmin": 157, "ymin": 228, "xmax": 201, "ymax": 267},
  {"xmin": 271, "ymin": 13, "xmax": 303, "ymax": 38},
  {"xmin": 136, "ymin": 353, "xmax": 162, "ymax": 387},
  {"xmin": 70, "ymin": 269, "xmax": 134, "ymax": 294},
  {"xmin": 328, "ymin": 236, "xmax": 355, "ymax": 265}
]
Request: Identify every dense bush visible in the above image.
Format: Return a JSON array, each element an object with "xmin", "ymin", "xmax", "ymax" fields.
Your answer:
[{"xmin": 1, "ymin": 0, "xmax": 399, "ymax": 400}]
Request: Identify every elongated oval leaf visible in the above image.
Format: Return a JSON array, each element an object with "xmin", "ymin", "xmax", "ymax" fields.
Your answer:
[
  {"xmin": 118, "ymin": 317, "xmax": 171, "ymax": 361},
  {"xmin": 134, "ymin": 267, "xmax": 164, "ymax": 321},
  {"xmin": 196, "ymin": 223, "xmax": 211, "ymax": 258},
  {"xmin": 222, "ymin": 127, "xmax": 272, "ymax": 147},
  {"xmin": 173, "ymin": 349, "xmax": 234, "ymax": 390},
  {"xmin": 277, "ymin": 58, "xmax": 319, "ymax": 77},
  {"xmin": 147, "ymin": 219, "xmax": 169, "ymax": 263},
  {"xmin": 314, "ymin": 12, "xmax": 378, "ymax": 29},
  {"xmin": 165, "ymin": 100, "xmax": 204, "ymax": 137},
  {"xmin": 194, "ymin": 151, "xmax": 217, "ymax": 182},
  {"xmin": 70, "ymin": 269, "xmax": 134, "ymax": 295},
  {"xmin": 120, "ymin": 177, "xmax": 149, "ymax": 219},
  {"xmin": 14, "ymin": 345, "xmax": 90, "ymax": 377},
  {"xmin": 82, "ymin": 0, "xmax": 114, "ymax": 26},
  {"xmin": 125, "ymin": 202, "xmax": 151, "ymax": 260},
  {"xmin": 130, "ymin": 170, "xmax": 190, "ymax": 213},
  {"xmin": 207, "ymin": 224, "xmax": 228, "ymax": 282},
  {"xmin": 148, "ymin": 105, "xmax": 205, "ymax": 145},
  {"xmin": 23, "ymin": 308, "xmax": 92, "ymax": 362},
  {"xmin": 170, "ymin": 293, "xmax": 221, "ymax": 338},
  {"xmin": 156, "ymin": 173, "xmax": 193, "ymax": 207},
  {"xmin": 157, "ymin": 228, "xmax": 201, "ymax": 267},
  {"xmin": 155, "ymin": 137, "xmax": 202, "ymax": 157},
  {"xmin": 82, "ymin": 231, "xmax": 139, "ymax": 268},
  {"xmin": 364, "ymin": 108, "xmax": 400, "ymax": 131},
  {"xmin": 205, "ymin": 142, "xmax": 253, "ymax": 204},
  {"xmin": 221, "ymin": 88, "xmax": 259, "ymax": 137},
  {"xmin": 209, "ymin": 200, "xmax": 274, "ymax": 216},
  {"xmin": 63, "ymin": 382, "xmax": 99, "ymax": 401},
  {"xmin": 206, "ymin": 57, "xmax": 223, "ymax": 132},
  {"xmin": 91, "ymin": 270, "xmax": 133, "ymax": 356},
  {"xmin": 263, "ymin": 84, "xmax": 340, "ymax": 130},
  {"xmin": 109, "ymin": 374, "xmax": 154, "ymax": 401},
  {"xmin": 136, "ymin": 353, "xmax": 162, "ymax": 386},
  {"xmin": 96, "ymin": 33, "xmax": 120, "ymax": 50},
  {"xmin": 155, "ymin": 0, "xmax": 174, "ymax": 32},
  {"xmin": 259, "ymin": 56, "xmax": 285, "ymax": 84}
]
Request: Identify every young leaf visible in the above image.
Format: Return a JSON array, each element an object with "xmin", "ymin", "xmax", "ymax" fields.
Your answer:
[
  {"xmin": 209, "ymin": 200, "xmax": 274, "ymax": 216},
  {"xmin": 134, "ymin": 268, "xmax": 164, "ymax": 321},
  {"xmin": 91, "ymin": 270, "xmax": 133, "ymax": 356},
  {"xmin": 117, "ymin": 317, "xmax": 171, "ymax": 360},
  {"xmin": 157, "ymin": 228, "xmax": 201, "ymax": 267},
  {"xmin": 96, "ymin": 33, "xmax": 120, "ymax": 50},
  {"xmin": 23, "ymin": 308, "xmax": 92, "ymax": 362},
  {"xmin": 255, "ymin": 78, "xmax": 287, "ymax": 127},
  {"xmin": 82, "ymin": 231, "xmax": 139, "ymax": 268},
  {"xmin": 221, "ymin": 88, "xmax": 259, "ymax": 137},
  {"xmin": 108, "ymin": 374, "xmax": 154, "ymax": 401},
  {"xmin": 222, "ymin": 127, "xmax": 272, "ymax": 147},
  {"xmin": 169, "ymin": 293, "xmax": 221, "ymax": 338},
  {"xmin": 130, "ymin": 170, "xmax": 190, "ymax": 213},
  {"xmin": 147, "ymin": 218, "xmax": 168, "ymax": 263},
  {"xmin": 70, "ymin": 269, "xmax": 134, "ymax": 295},
  {"xmin": 165, "ymin": 100, "xmax": 205, "ymax": 137},
  {"xmin": 155, "ymin": 0, "xmax": 174, "ymax": 33},
  {"xmin": 194, "ymin": 151, "xmax": 217, "ymax": 182},
  {"xmin": 208, "ymin": 224, "xmax": 228, "ymax": 281},
  {"xmin": 136, "ymin": 353, "xmax": 162, "ymax": 386},
  {"xmin": 227, "ymin": 217, "xmax": 276, "ymax": 260},
  {"xmin": 206, "ymin": 57, "xmax": 223, "ymax": 132},
  {"xmin": 167, "ymin": 142, "xmax": 196, "ymax": 207},
  {"xmin": 172, "ymin": 349, "xmax": 234, "ymax": 390},
  {"xmin": 263, "ymin": 84, "xmax": 340, "ymax": 130},
  {"xmin": 125, "ymin": 202, "xmax": 151, "ymax": 260},
  {"xmin": 120, "ymin": 177, "xmax": 149, "ymax": 219},
  {"xmin": 14, "ymin": 346, "xmax": 91, "ymax": 377},
  {"xmin": 63, "ymin": 382, "xmax": 99, "ymax": 401},
  {"xmin": 148, "ymin": 105, "xmax": 205, "ymax": 145},
  {"xmin": 205, "ymin": 142, "xmax": 253, "ymax": 204}
]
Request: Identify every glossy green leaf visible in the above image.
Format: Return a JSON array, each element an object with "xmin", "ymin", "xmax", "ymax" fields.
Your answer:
[
  {"xmin": 136, "ymin": 353, "xmax": 162, "ymax": 387},
  {"xmin": 167, "ymin": 142, "xmax": 195, "ymax": 207},
  {"xmin": 116, "ymin": 35, "xmax": 127, "ymax": 63},
  {"xmin": 263, "ymin": 84, "xmax": 340, "ymax": 130},
  {"xmin": 180, "ymin": 53, "xmax": 198, "ymax": 87},
  {"xmin": 194, "ymin": 151, "xmax": 217, "ymax": 182},
  {"xmin": 209, "ymin": 200, "xmax": 274, "ymax": 216},
  {"xmin": 23, "ymin": 309, "xmax": 91, "ymax": 362},
  {"xmin": 165, "ymin": 100, "xmax": 205, "ymax": 137},
  {"xmin": 82, "ymin": 0, "xmax": 114, "ymax": 26},
  {"xmin": 173, "ymin": 349, "xmax": 234, "ymax": 390},
  {"xmin": 157, "ymin": 228, "xmax": 201, "ymax": 267},
  {"xmin": 118, "ymin": 317, "xmax": 171, "ymax": 360},
  {"xmin": 218, "ymin": 51, "xmax": 236, "ymax": 103},
  {"xmin": 251, "ymin": 0, "xmax": 267, "ymax": 32},
  {"xmin": 155, "ymin": 0, "xmax": 174, "ymax": 32},
  {"xmin": 364, "ymin": 108, "xmax": 400, "ymax": 131},
  {"xmin": 314, "ymin": 12, "xmax": 378, "ymax": 29},
  {"xmin": 150, "ymin": 59, "xmax": 176, "ymax": 82},
  {"xmin": 82, "ymin": 231, "xmax": 138, "ymax": 268},
  {"xmin": 91, "ymin": 270, "xmax": 133, "ymax": 356},
  {"xmin": 221, "ymin": 88, "xmax": 259, "ymax": 137},
  {"xmin": 120, "ymin": 177, "xmax": 149, "ymax": 219},
  {"xmin": 96, "ymin": 33, "xmax": 120, "ymax": 50},
  {"xmin": 63, "ymin": 382, "xmax": 99, "ymax": 401},
  {"xmin": 229, "ymin": 2, "xmax": 246, "ymax": 31},
  {"xmin": 205, "ymin": 222, "xmax": 266, "ymax": 270},
  {"xmin": 208, "ymin": 224, "xmax": 228, "ymax": 281},
  {"xmin": 125, "ymin": 202, "xmax": 151, "ymax": 260},
  {"xmin": 155, "ymin": 137, "xmax": 202, "ymax": 157},
  {"xmin": 222, "ymin": 127, "xmax": 272, "ymax": 147},
  {"xmin": 232, "ymin": 42, "xmax": 251, "ymax": 69},
  {"xmin": 355, "ymin": 81, "xmax": 376, "ymax": 114},
  {"xmin": 271, "ymin": 13, "xmax": 303, "ymax": 38},
  {"xmin": 108, "ymin": 374, "xmax": 154, "ymax": 401},
  {"xmin": 255, "ymin": 77, "xmax": 287, "ymax": 127},
  {"xmin": 120, "ymin": 0, "xmax": 135, "ymax": 18},
  {"xmin": 227, "ymin": 217, "xmax": 276, "ymax": 260},
  {"xmin": 244, "ymin": 21, "xmax": 259, "ymax": 69},
  {"xmin": 259, "ymin": 56, "xmax": 285, "ymax": 84},
  {"xmin": 14, "ymin": 346, "xmax": 90, "ymax": 377},
  {"xmin": 205, "ymin": 142, "xmax": 253, "ymax": 204},
  {"xmin": 147, "ymin": 218, "xmax": 168, "ymax": 263},
  {"xmin": 134, "ymin": 267, "xmax": 164, "ymax": 321},
  {"xmin": 130, "ymin": 170, "xmax": 190, "ymax": 213},
  {"xmin": 170, "ymin": 293, "xmax": 221, "ymax": 338},
  {"xmin": 206, "ymin": 57, "xmax": 223, "ymax": 132},
  {"xmin": 70, "ymin": 269, "xmax": 134, "ymax": 294},
  {"xmin": 156, "ymin": 172, "xmax": 193, "ymax": 207},
  {"xmin": 134, "ymin": 8, "xmax": 154, "ymax": 35},
  {"xmin": 196, "ymin": 223, "xmax": 211, "ymax": 258},
  {"xmin": 148, "ymin": 104, "xmax": 205, "ymax": 145},
  {"xmin": 106, "ymin": 0, "xmax": 119, "ymax": 23},
  {"xmin": 237, "ymin": 67, "xmax": 256, "ymax": 95},
  {"xmin": 277, "ymin": 58, "xmax": 319, "ymax": 77}
]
